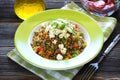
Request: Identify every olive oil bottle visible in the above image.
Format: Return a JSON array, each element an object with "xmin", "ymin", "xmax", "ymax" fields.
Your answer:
[{"xmin": 14, "ymin": 0, "xmax": 45, "ymax": 20}]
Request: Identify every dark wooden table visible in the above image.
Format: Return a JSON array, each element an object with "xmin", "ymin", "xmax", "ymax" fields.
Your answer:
[{"xmin": 0, "ymin": 0, "xmax": 120, "ymax": 80}]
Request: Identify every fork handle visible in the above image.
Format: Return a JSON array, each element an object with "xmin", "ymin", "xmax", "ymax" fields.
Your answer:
[
  {"xmin": 97, "ymin": 34, "xmax": 120, "ymax": 64},
  {"xmin": 104, "ymin": 34, "xmax": 120, "ymax": 55}
]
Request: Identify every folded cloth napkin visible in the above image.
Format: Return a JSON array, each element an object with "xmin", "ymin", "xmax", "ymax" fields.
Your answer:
[{"xmin": 7, "ymin": 2, "xmax": 117, "ymax": 80}]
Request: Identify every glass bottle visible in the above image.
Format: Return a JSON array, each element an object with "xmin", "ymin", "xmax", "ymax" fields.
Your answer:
[{"xmin": 14, "ymin": 0, "xmax": 45, "ymax": 20}]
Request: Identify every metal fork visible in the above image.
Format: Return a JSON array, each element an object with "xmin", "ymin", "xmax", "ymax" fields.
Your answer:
[{"xmin": 79, "ymin": 34, "xmax": 120, "ymax": 80}]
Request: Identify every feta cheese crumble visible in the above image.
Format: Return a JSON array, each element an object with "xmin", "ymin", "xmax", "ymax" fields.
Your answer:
[
  {"xmin": 52, "ymin": 40, "xmax": 57, "ymax": 44},
  {"xmin": 58, "ymin": 44, "xmax": 67, "ymax": 54},
  {"xmin": 56, "ymin": 54, "xmax": 63, "ymax": 60}
]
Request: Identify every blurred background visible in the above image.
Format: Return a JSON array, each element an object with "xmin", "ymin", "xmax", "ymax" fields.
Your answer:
[{"xmin": 0, "ymin": 0, "xmax": 120, "ymax": 22}]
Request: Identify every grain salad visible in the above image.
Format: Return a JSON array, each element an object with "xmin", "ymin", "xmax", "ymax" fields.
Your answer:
[{"xmin": 31, "ymin": 19, "xmax": 87, "ymax": 60}]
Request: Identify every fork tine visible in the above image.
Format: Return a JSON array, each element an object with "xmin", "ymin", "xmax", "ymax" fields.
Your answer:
[
  {"xmin": 79, "ymin": 65, "xmax": 93, "ymax": 80},
  {"xmin": 84, "ymin": 67, "xmax": 97, "ymax": 80},
  {"xmin": 87, "ymin": 69, "xmax": 97, "ymax": 80},
  {"xmin": 80, "ymin": 64, "xmax": 97, "ymax": 80},
  {"xmin": 81, "ymin": 66, "xmax": 95, "ymax": 80},
  {"xmin": 85, "ymin": 64, "xmax": 98, "ymax": 79},
  {"xmin": 82, "ymin": 67, "xmax": 95, "ymax": 79}
]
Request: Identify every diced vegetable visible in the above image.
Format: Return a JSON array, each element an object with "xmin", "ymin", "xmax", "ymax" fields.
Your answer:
[
  {"xmin": 33, "ymin": 41, "xmax": 40, "ymax": 46},
  {"xmin": 82, "ymin": 42, "xmax": 87, "ymax": 48},
  {"xmin": 31, "ymin": 19, "xmax": 87, "ymax": 60},
  {"xmin": 36, "ymin": 46, "xmax": 44, "ymax": 55},
  {"xmin": 60, "ymin": 23, "xmax": 66, "ymax": 30},
  {"xmin": 51, "ymin": 22, "xmax": 58, "ymax": 28}
]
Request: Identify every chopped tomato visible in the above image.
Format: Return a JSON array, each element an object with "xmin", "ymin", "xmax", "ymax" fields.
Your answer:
[
  {"xmin": 65, "ymin": 53, "xmax": 72, "ymax": 59},
  {"xmin": 47, "ymin": 51, "xmax": 53, "ymax": 55},
  {"xmin": 42, "ymin": 32, "xmax": 48, "ymax": 38},
  {"xmin": 45, "ymin": 51, "xmax": 53, "ymax": 59},
  {"xmin": 36, "ymin": 46, "xmax": 44, "ymax": 55},
  {"xmin": 73, "ymin": 42, "xmax": 79, "ymax": 48},
  {"xmin": 45, "ymin": 54, "xmax": 50, "ymax": 59},
  {"xmin": 67, "ymin": 53, "xmax": 72, "ymax": 58}
]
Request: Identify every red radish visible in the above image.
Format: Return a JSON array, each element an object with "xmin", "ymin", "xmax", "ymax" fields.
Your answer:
[
  {"xmin": 102, "ymin": 2, "xmax": 114, "ymax": 11},
  {"xmin": 107, "ymin": 0, "xmax": 114, "ymax": 4},
  {"xmin": 86, "ymin": 1, "xmax": 95, "ymax": 11},
  {"xmin": 93, "ymin": 1, "xmax": 105, "ymax": 9},
  {"xmin": 103, "ymin": 0, "xmax": 108, "ymax": 3}
]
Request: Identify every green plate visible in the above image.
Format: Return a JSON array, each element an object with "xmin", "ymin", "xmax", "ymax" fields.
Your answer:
[{"xmin": 15, "ymin": 9, "xmax": 104, "ymax": 70}]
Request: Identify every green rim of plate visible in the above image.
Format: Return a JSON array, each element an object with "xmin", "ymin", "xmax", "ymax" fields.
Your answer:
[{"xmin": 15, "ymin": 9, "xmax": 104, "ymax": 70}]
